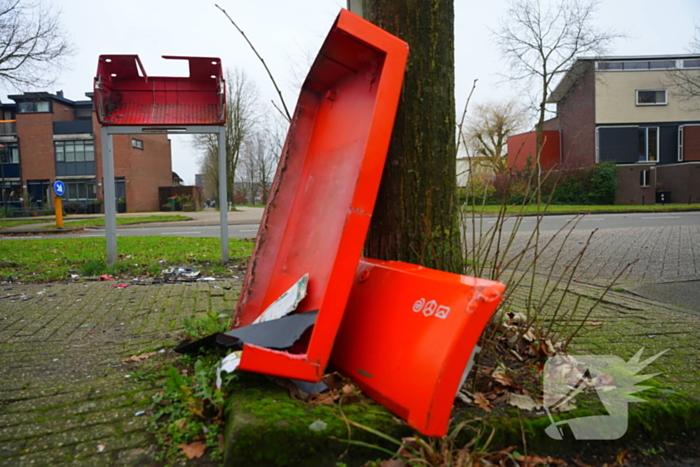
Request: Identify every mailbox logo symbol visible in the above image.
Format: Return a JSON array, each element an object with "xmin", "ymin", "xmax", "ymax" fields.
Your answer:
[{"xmin": 412, "ymin": 298, "xmax": 451, "ymax": 319}]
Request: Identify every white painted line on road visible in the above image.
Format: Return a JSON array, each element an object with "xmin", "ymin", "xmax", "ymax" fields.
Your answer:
[
  {"xmin": 641, "ymin": 216, "xmax": 680, "ymax": 219},
  {"xmin": 163, "ymin": 231, "xmax": 201, "ymax": 235},
  {"xmin": 582, "ymin": 217, "xmax": 606, "ymax": 221},
  {"xmin": 79, "ymin": 234, "xmax": 103, "ymax": 238},
  {"xmin": 240, "ymin": 229, "xmax": 259, "ymax": 232}
]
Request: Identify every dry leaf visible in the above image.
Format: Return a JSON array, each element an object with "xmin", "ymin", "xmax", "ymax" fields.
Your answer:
[
  {"xmin": 179, "ymin": 441, "xmax": 206, "ymax": 459},
  {"xmin": 492, "ymin": 370, "xmax": 514, "ymax": 387},
  {"xmin": 507, "ymin": 392, "xmax": 542, "ymax": 411},
  {"xmin": 121, "ymin": 351, "xmax": 157, "ymax": 363},
  {"xmin": 474, "ymin": 392, "xmax": 492, "ymax": 412},
  {"xmin": 616, "ymin": 449, "xmax": 628, "ymax": 465}
]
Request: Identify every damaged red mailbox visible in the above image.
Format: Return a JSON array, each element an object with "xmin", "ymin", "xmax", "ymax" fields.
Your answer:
[
  {"xmin": 94, "ymin": 55, "xmax": 225, "ymax": 126},
  {"xmin": 330, "ymin": 259, "xmax": 505, "ymax": 437},
  {"xmin": 227, "ymin": 10, "xmax": 409, "ymax": 382}
]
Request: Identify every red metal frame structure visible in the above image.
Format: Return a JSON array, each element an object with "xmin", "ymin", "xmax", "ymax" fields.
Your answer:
[
  {"xmin": 330, "ymin": 259, "xmax": 505, "ymax": 437},
  {"xmin": 93, "ymin": 55, "xmax": 229, "ymax": 265},
  {"xmin": 94, "ymin": 55, "xmax": 225, "ymax": 126},
  {"xmin": 232, "ymin": 10, "xmax": 409, "ymax": 382}
]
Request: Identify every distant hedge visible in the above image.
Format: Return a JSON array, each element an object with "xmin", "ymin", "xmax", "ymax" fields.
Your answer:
[{"xmin": 462, "ymin": 162, "xmax": 617, "ymax": 206}]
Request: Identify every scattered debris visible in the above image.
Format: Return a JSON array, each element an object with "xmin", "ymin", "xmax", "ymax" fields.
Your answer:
[
  {"xmin": 253, "ymin": 274, "xmax": 308, "ymax": 324},
  {"xmin": 112, "ymin": 284, "xmax": 129, "ymax": 288},
  {"xmin": 134, "ymin": 411, "xmax": 146, "ymax": 417},
  {"xmin": 216, "ymin": 351, "xmax": 242, "ymax": 388},
  {"xmin": 99, "ymin": 274, "xmax": 115, "ymax": 281},
  {"xmin": 97, "ymin": 445, "xmax": 105, "ymax": 453}
]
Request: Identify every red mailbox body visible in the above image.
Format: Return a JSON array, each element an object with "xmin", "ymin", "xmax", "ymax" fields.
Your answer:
[{"xmin": 232, "ymin": 10, "xmax": 409, "ymax": 382}]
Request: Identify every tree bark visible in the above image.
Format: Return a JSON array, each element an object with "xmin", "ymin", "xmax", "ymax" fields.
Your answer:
[{"xmin": 362, "ymin": 0, "xmax": 461, "ymax": 273}]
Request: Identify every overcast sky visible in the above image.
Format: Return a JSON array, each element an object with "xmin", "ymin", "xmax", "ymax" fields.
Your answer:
[{"xmin": 2, "ymin": 0, "xmax": 698, "ymax": 185}]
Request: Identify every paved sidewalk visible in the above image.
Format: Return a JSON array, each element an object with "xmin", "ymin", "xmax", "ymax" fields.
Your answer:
[
  {"xmin": 499, "ymin": 225, "xmax": 700, "ymax": 287},
  {"xmin": 0, "ymin": 279, "xmax": 241, "ymax": 466}
]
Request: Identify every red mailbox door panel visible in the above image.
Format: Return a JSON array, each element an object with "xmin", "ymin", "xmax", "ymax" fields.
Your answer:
[{"xmin": 330, "ymin": 258, "xmax": 505, "ymax": 437}]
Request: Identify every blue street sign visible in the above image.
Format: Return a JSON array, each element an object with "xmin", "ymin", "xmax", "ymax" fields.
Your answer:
[{"xmin": 54, "ymin": 180, "xmax": 65, "ymax": 196}]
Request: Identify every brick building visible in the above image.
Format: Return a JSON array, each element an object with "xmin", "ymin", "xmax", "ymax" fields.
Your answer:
[
  {"xmin": 0, "ymin": 91, "xmax": 172, "ymax": 214},
  {"xmin": 507, "ymin": 55, "xmax": 700, "ymax": 204}
]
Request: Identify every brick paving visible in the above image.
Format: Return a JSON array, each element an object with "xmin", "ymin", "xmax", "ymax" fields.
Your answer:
[
  {"xmin": 0, "ymin": 279, "xmax": 241, "ymax": 466},
  {"xmin": 1, "ymin": 211, "xmax": 699, "ymax": 464},
  {"xmin": 498, "ymin": 224, "xmax": 700, "ymax": 287}
]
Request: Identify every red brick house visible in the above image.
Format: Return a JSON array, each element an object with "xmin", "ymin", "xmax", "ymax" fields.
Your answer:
[
  {"xmin": 507, "ymin": 55, "xmax": 700, "ymax": 204},
  {"xmin": 0, "ymin": 91, "xmax": 172, "ymax": 213}
]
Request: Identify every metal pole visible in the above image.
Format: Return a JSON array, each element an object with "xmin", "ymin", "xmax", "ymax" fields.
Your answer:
[
  {"xmin": 218, "ymin": 127, "xmax": 229, "ymax": 263},
  {"xmin": 0, "ymin": 146, "xmax": 6, "ymax": 218},
  {"xmin": 101, "ymin": 127, "xmax": 117, "ymax": 265}
]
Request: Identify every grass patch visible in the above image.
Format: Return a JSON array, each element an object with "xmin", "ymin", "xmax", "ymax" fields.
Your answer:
[
  {"xmin": 0, "ymin": 236, "xmax": 254, "ymax": 282},
  {"xmin": 0, "ymin": 215, "xmax": 191, "ymax": 230},
  {"xmin": 0, "ymin": 219, "xmax": 51, "ymax": 229},
  {"xmin": 464, "ymin": 204, "xmax": 700, "ymax": 215}
]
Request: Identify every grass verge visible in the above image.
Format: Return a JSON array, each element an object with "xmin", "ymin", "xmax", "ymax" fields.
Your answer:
[
  {"xmin": 0, "ymin": 214, "xmax": 191, "ymax": 230},
  {"xmin": 464, "ymin": 203, "xmax": 700, "ymax": 215},
  {"xmin": 0, "ymin": 236, "xmax": 254, "ymax": 282}
]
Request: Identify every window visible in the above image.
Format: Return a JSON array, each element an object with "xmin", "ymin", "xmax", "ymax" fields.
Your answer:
[
  {"xmin": 640, "ymin": 169, "xmax": 651, "ymax": 187},
  {"xmin": 598, "ymin": 60, "xmax": 678, "ymax": 71},
  {"xmin": 638, "ymin": 127, "xmax": 659, "ymax": 162},
  {"xmin": 55, "ymin": 140, "xmax": 95, "ymax": 162},
  {"xmin": 132, "ymin": 138, "xmax": 144, "ymax": 150},
  {"xmin": 0, "ymin": 143, "xmax": 19, "ymax": 164},
  {"xmin": 648, "ymin": 60, "xmax": 676, "ymax": 70},
  {"xmin": 682, "ymin": 59, "xmax": 700, "ymax": 69},
  {"xmin": 597, "ymin": 61, "xmax": 623, "ymax": 71},
  {"xmin": 65, "ymin": 180, "xmax": 97, "ymax": 201},
  {"xmin": 636, "ymin": 89, "xmax": 667, "ymax": 106},
  {"xmin": 17, "ymin": 101, "xmax": 50, "ymax": 113}
]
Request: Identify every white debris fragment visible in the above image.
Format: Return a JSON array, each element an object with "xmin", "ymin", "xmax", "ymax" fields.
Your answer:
[
  {"xmin": 216, "ymin": 351, "xmax": 243, "ymax": 388},
  {"xmin": 308, "ymin": 420, "xmax": 328, "ymax": 432},
  {"xmin": 253, "ymin": 274, "xmax": 309, "ymax": 324},
  {"xmin": 97, "ymin": 445, "xmax": 105, "ymax": 452}
]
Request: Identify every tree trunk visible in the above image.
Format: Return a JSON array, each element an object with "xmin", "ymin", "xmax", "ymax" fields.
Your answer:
[{"xmin": 362, "ymin": 0, "xmax": 461, "ymax": 273}]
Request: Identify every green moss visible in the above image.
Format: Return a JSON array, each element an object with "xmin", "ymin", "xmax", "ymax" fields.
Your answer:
[
  {"xmin": 449, "ymin": 385, "xmax": 700, "ymax": 456},
  {"xmin": 223, "ymin": 375, "xmax": 411, "ymax": 467}
]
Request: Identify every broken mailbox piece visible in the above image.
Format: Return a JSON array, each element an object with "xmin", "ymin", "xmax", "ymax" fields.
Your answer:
[
  {"xmin": 330, "ymin": 258, "xmax": 505, "ymax": 437},
  {"xmin": 230, "ymin": 9, "xmax": 409, "ymax": 382}
]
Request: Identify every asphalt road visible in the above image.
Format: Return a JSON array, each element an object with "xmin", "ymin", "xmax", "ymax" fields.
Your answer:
[
  {"xmin": 1, "ymin": 223, "xmax": 262, "ymax": 239},
  {"xmin": 4, "ymin": 211, "xmax": 700, "ymax": 240}
]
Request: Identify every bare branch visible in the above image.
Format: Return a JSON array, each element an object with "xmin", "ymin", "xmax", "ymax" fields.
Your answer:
[
  {"xmin": 215, "ymin": 4, "xmax": 292, "ymax": 121},
  {"xmin": 0, "ymin": 0, "xmax": 74, "ymax": 89}
]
